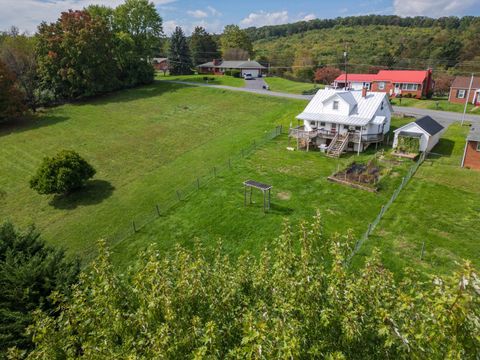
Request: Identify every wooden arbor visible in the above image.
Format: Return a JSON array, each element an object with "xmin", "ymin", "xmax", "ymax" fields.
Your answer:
[{"xmin": 243, "ymin": 180, "xmax": 272, "ymax": 213}]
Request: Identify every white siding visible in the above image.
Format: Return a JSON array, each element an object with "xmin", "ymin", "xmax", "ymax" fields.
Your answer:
[{"xmin": 241, "ymin": 69, "xmax": 259, "ymax": 77}]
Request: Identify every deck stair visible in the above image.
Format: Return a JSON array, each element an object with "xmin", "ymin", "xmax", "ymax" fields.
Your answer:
[{"xmin": 326, "ymin": 133, "xmax": 349, "ymax": 158}]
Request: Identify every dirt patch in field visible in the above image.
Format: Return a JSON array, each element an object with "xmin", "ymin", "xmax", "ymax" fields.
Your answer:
[{"xmin": 277, "ymin": 191, "xmax": 291, "ymax": 200}]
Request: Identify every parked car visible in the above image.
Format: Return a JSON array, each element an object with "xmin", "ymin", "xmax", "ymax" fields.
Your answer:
[{"xmin": 243, "ymin": 73, "xmax": 253, "ymax": 80}]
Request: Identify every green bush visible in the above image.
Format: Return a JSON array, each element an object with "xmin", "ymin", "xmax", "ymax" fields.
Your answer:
[
  {"xmin": 29, "ymin": 150, "xmax": 96, "ymax": 195},
  {"xmin": 228, "ymin": 69, "xmax": 241, "ymax": 78},
  {"xmin": 397, "ymin": 136, "xmax": 420, "ymax": 153},
  {"xmin": 24, "ymin": 214, "xmax": 480, "ymax": 358}
]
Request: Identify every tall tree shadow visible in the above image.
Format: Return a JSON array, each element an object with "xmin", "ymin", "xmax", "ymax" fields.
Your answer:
[
  {"xmin": 50, "ymin": 180, "xmax": 115, "ymax": 210},
  {"xmin": 0, "ymin": 114, "xmax": 69, "ymax": 137}
]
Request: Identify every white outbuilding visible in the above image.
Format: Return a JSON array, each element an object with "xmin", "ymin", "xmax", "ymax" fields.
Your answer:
[{"xmin": 393, "ymin": 116, "xmax": 444, "ymax": 153}]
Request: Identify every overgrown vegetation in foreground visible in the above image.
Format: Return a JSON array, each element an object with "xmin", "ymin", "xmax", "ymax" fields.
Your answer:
[{"xmin": 16, "ymin": 214, "xmax": 480, "ymax": 359}]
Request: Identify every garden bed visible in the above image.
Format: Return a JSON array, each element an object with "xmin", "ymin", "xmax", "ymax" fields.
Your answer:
[{"xmin": 328, "ymin": 160, "xmax": 381, "ymax": 192}]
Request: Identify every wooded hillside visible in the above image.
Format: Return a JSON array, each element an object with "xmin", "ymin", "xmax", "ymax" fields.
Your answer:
[{"xmin": 247, "ymin": 15, "xmax": 480, "ymax": 80}]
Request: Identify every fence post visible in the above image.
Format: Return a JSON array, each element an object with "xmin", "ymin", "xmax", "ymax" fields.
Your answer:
[
  {"xmin": 380, "ymin": 205, "xmax": 385, "ymax": 216},
  {"xmin": 280, "ymin": 124, "xmax": 283, "ymax": 134},
  {"xmin": 176, "ymin": 190, "xmax": 181, "ymax": 201},
  {"xmin": 367, "ymin": 223, "xmax": 373, "ymax": 236},
  {"xmin": 155, "ymin": 204, "xmax": 161, "ymax": 217},
  {"xmin": 132, "ymin": 221, "xmax": 137, "ymax": 233}
]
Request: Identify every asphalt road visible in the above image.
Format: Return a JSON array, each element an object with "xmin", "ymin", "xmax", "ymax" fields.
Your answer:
[{"xmin": 161, "ymin": 80, "xmax": 480, "ymax": 126}]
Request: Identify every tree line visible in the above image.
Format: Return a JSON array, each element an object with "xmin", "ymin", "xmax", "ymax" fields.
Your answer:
[{"xmin": 0, "ymin": 0, "xmax": 163, "ymax": 123}]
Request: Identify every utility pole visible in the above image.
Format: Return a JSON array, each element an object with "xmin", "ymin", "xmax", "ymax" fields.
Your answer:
[
  {"xmin": 462, "ymin": 73, "xmax": 474, "ymax": 126},
  {"xmin": 344, "ymin": 43, "xmax": 348, "ymax": 90}
]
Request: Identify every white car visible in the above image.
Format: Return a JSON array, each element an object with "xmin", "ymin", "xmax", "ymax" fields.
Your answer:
[{"xmin": 243, "ymin": 73, "xmax": 254, "ymax": 80}]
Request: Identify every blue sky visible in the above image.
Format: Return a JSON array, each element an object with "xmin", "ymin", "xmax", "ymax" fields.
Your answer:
[{"xmin": 1, "ymin": 0, "xmax": 480, "ymax": 34}]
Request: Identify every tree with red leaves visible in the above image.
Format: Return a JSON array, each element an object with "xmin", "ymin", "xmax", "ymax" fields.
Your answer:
[
  {"xmin": 314, "ymin": 66, "xmax": 342, "ymax": 85},
  {"xmin": 434, "ymin": 74, "xmax": 454, "ymax": 96},
  {"xmin": 0, "ymin": 60, "xmax": 25, "ymax": 123}
]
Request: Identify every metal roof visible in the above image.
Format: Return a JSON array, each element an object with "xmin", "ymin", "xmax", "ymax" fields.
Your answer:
[
  {"xmin": 467, "ymin": 126, "xmax": 480, "ymax": 142},
  {"xmin": 197, "ymin": 60, "xmax": 266, "ymax": 69},
  {"xmin": 451, "ymin": 76, "xmax": 480, "ymax": 89},
  {"xmin": 335, "ymin": 70, "xmax": 430, "ymax": 84},
  {"xmin": 415, "ymin": 116, "xmax": 444, "ymax": 136},
  {"xmin": 296, "ymin": 89, "xmax": 389, "ymax": 126},
  {"xmin": 372, "ymin": 115, "xmax": 386, "ymax": 125},
  {"xmin": 398, "ymin": 131, "xmax": 423, "ymax": 138}
]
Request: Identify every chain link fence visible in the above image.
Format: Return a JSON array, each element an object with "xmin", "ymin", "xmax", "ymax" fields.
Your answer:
[
  {"xmin": 347, "ymin": 151, "xmax": 426, "ymax": 265},
  {"xmin": 83, "ymin": 125, "xmax": 284, "ymax": 263}
]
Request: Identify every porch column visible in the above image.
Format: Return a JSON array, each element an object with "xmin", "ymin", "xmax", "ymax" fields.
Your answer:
[{"xmin": 357, "ymin": 127, "xmax": 363, "ymax": 156}]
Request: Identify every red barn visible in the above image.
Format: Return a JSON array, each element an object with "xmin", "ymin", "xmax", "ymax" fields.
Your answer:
[
  {"xmin": 448, "ymin": 76, "xmax": 480, "ymax": 105},
  {"xmin": 333, "ymin": 69, "xmax": 433, "ymax": 99}
]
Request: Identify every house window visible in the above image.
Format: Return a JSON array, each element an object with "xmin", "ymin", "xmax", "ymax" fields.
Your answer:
[
  {"xmin": 378, "ymin": 82, "xmax": 386, "ymax": 90},
  {"xmin": 310, "ymin": 121, "xmax": 316, "ymax": 126},
  {"xmin": 363, "ymin": 82, "xmax": 371, "ymax": 90},
  {"xmin": 320, "ymin": 122, "xmax": 326, "ymax": 126},
  {"xmin": 355, "ymin": 126, "xmax": 361, "ymax": 131},
  {"xmin": 381, "ymin": 101, "xmax": 384, "ymax": 110},
  {"xmin": 333, "ymin": 101, "xmax": 339, "ymax": 110},
  {"xmin": 401, "ymin": 83, "xmax": 419, "ymax": 91},
  {"xmin": 458, "ymin": 89, "xmax": 466, "ymax": 99},
  {"xmin": 476, "ymin": 142, "xmax": 480, "ymax": 152},
  {"xmin": 343, "ymin": 125, "xmax": 349, "ymax": 129}
]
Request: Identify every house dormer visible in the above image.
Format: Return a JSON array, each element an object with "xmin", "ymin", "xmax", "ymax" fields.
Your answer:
[{"xmin": 321, "ymin": 92, "xmax": 358, "ymax": 116}]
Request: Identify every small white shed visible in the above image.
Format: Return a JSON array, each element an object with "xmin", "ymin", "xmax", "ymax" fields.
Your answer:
[{"xmin": 393, "ymin": 116, "xmax": 444, "ymax": 153}]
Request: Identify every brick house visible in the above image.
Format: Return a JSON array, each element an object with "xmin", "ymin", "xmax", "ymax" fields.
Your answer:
[
  {"xmin": 197, "ymin": 59, "xmax": 266, "ymax": 78},
  {"xmin": 333, "ymin": 69, "xmax": 434, "ymax": 99},
  {"xmin": 461, "ymin": 126, "xmax": 480, "ymax": 170},
  {"xmin": 152, "ymin": 58, "xmax": 169, "ymax": 73},
  {"xmin": 448, "ymin": 76, "xmax": 480, "ymax": 105}
]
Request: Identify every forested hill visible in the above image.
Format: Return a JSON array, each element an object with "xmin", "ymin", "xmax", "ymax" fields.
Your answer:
[{"xmin": 246, "ymin": 15, "xmax": 480, "ymax": 79}]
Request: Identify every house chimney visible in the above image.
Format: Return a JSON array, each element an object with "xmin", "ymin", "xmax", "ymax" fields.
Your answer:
[{"xmin": 362, "ymin": 87, "xmax": 367, "ymax": 98}]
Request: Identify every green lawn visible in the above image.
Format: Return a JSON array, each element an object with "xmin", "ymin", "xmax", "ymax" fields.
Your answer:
[
  {"xmin": 156, "ymin": 73, "xmax": 245, "ymax": 87},
  {"xmin": 264, "ymin": 77, "xmax": 322, "ymax": 94},
  {"xmin": 112, "ymin": 127, "xmax": 413, "ymax": 268},
  {"xmin": 354, "ymin": 123, "xmax": 480, "ymax": 276},
  {"xmin": 390, "ymin": 96, "xmax": 480, "ymax": 114},
  {"xmin": 0, "ymin": 82, "xmax": 305, "ymax": 262}
]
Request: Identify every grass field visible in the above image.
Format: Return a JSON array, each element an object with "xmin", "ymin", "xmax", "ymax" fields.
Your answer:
[
  {"xmin": 111, "ymin": 128, "xmax": 413, "ymax": 268},
  {"xmin": 263, "ymin": 77, "xmax": 322, "ymax": 94},
  {"xmin": 354, "ymin": 123, "xmax": 480, "ymax": 275},
  {"xmin": 0, "ymin": 82, "xmax": 305, "ymax": 261},
  {"xmin": 390, "ymin": 96, "xmax": 480, "ymax": 114},
  {"xmin": 156, "ymin": 73, "xmax": 245, "ymax": 87}
]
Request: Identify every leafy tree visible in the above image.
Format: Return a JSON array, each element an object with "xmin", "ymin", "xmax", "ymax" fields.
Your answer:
[
  {"xmin": 169, "ymin": 26, "xmax": 192, "ymax": 75},
  {"xmin": 0, "ymin": 60, "xmax": 24, "ymax": 123},
  {"xmin": 220, "ymin": 25, "xmax": 253, "ymax": 59},
  {"xmin": 434, "ymin": 74, "xmax": 454, "ymax": 96},
  {"xmin": 24, "ymin": 213, "xmax": 480, "ymax": 358},
  {"xmin": 314, "ymin": 66, "xmax": 342, "ymax": 84},
  {"xmin": 0, "ymin": 32, "xmax": 39, "ymax": 112},
  {"xmin": 36, "ymin": 10, "xmax": 119, "ymax": 100},
  {"xmin": 115, "ymin": 0, "xmax": 163, "ymax": 59},
  {"xmin": 0, "ymin": 222, "xmax": 79, "ymax": 354},
  {"xmin": 30, "ymin": 150, "xmax": 96, "ymax": 195},
  {"xmin": 289, "ymin": 50, "xmax": 316, "ymax": 81},
  {"xmin": 190, "ymin": 26, "xmax": 220, "ymax": 65}
]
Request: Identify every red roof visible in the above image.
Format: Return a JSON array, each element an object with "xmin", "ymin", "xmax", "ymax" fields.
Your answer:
[{"xmin": 335, "ymin": 70, "xmax": 430, "ymax": 84}]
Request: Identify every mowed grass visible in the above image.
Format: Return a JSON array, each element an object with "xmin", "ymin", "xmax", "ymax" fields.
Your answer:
[
  {"xmin": 156, "ymin": 73, "xmax": 245, "ymax": 87},
  {"xmin": 112, "ymin": 129, "xmax": 413, "ymax": 268},
  {"xmin": 353, "ymin": 123, "xmax": 480, "ymax": 276},
  {"xmin": 390, "ymin": 96, "xmax": 480, "ymax": 114},
  {"xmin": 0, "ymin": 82, "xmax": 305, "ymax": 261},
  {"xmin": 264, "ymin": 77, "xmax": 322, "ymax": 94}
]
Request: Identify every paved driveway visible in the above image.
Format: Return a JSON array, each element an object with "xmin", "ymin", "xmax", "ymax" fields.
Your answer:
[{"xmin": 243, "ymin": 77, "xmax": 268, "ymax": 90}]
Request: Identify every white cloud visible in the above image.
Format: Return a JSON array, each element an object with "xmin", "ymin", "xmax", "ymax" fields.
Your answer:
[
  {"xmin": 0, "ymin": 0, "xmax": 176, "ymax": 33},
  {"xmin": 187, "ymin": 9, "xmax": 208, "ymax": 18},
  {"xmin": 163, "ymin": 19, "xmax": 179, "ymax": 34},
  {"xmin": 240, "ymin": 10, "xmax": 289, "ymax": 28},
  {"xmin": 207, "ymin": 6, "xmax": 221, "ymax": 17},
  {"xmin": 302, "ymin": 13, "xmax": 316, "ymax": 21},
  {"xmin": 393, "ymin": 0, "xmax": 479, "ymax": 17}
]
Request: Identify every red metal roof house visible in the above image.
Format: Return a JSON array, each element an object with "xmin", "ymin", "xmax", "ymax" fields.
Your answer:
[{"xmin": 333, "ymin": 69, "xmax": 433, "ymax": 99}]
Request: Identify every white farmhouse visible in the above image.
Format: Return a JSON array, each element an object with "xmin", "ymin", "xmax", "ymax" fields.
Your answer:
[
  {"xmin": 290, "ymin": 88, "xmax": 392, "ymax": 157},
  {"xmin": 393, "ymin": 116, "xmax": 444, "ymax": 154}
]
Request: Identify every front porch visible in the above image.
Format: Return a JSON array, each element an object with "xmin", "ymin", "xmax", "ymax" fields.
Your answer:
[{"xmin": 288, "ymin": 126, "xmax": 385, "ymax": 156}]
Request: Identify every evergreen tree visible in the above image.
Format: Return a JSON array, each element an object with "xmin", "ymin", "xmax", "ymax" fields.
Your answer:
[
  {"xmin": 169, "ymin": 27, "xmax": 193, "ymax": 75},
  {"xmin": 189, "ymin": 26, "xmax": 220, "ymax": 65},
  {"xmin": 0, "ymin": 222, "xmax": 79, "ymax": 354}
]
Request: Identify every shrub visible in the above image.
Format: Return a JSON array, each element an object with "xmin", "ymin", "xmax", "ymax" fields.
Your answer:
[
  {"xmin": 24, "ymin": 214, "xmax": 480, "ymax": 358},
  {"xmin": 302, "ymin": 87, "xmax": 319, "ymax": 95},
  {"xmin": 30, "ymin": 150, "xmax": 96, "ymax": 195},
  {"xmin": 228, "ymin": 69, "xmax": 241, "ymax": 78}
]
